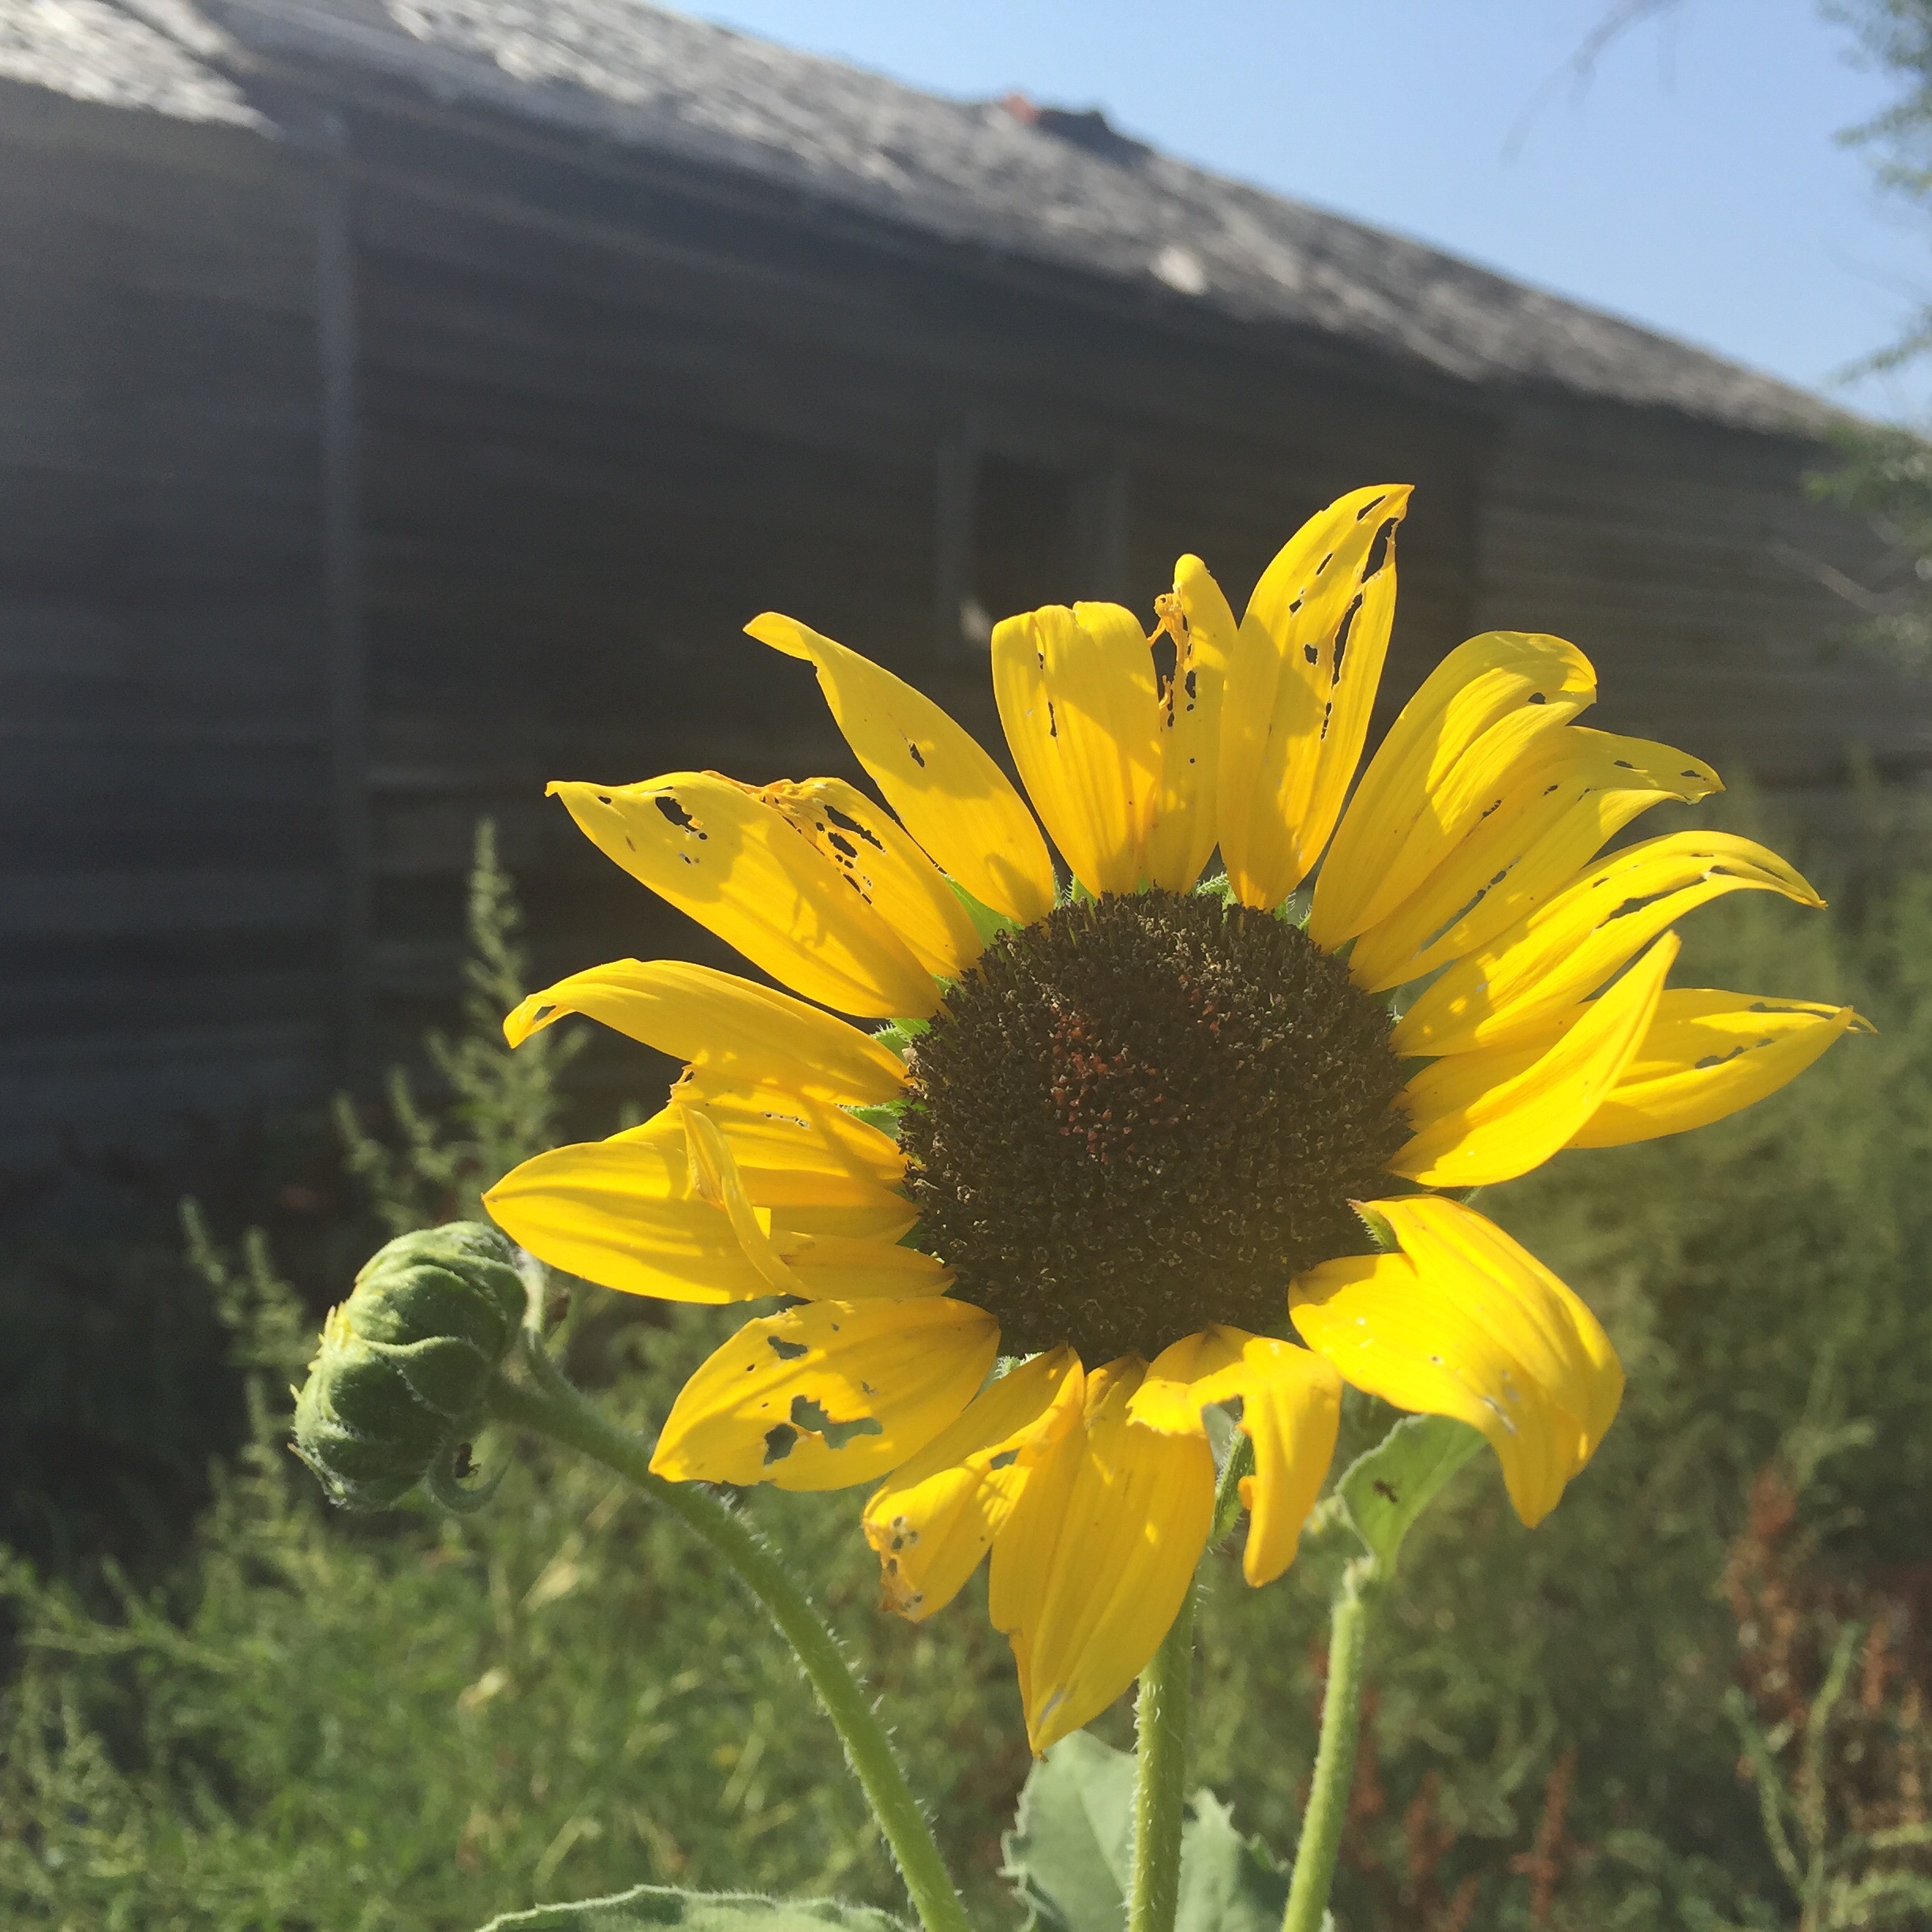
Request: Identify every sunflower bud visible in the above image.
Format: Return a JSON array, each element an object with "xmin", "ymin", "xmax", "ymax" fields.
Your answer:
[{"xmin": 293, "ymin": 1222, "xmax": 526, "ymax": 1510}]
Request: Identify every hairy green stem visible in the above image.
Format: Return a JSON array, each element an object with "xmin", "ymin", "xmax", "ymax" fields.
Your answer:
[
  {"xmin": 1125, "ymin": 1428, "xmax": 1257, "ymax": 1932},
  {"xmin": 487, "ymin": 1344, "xmax": 969, "ymax": 1932},
  {"xmin": 1212, "ymin": 1431, "xmax": 1256, "ymax": 1544},
  {"xmin": 1129, "ymin": 1582, "xmax": 1196, "ymax": 1932},
  {"xmin": 1282, "ymin": 1563, "xmax": 1378, "ymax": 1932}
]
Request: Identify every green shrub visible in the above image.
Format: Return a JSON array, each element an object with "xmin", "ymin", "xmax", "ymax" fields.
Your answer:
[
  {"xmin": 0, "ymin": 1282, "xmax": 1029, "ymax": 1930},
  {"xmin": 337, "ymin": 821, "xmax": 586, "ymax": 1237}
]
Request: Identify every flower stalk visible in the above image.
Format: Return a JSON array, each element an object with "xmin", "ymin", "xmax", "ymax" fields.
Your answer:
[
  {"xmin": 487, "ymin": 1320, "xmax": 970, "ymax": 1932},
  {"xmin": 1125, "ymin": 1431, "xmax": 1257, "ymax": 1932},
  {"xmin": 1274, "ymin": 1411, "xmax": 1481, "ymax": 1931},
  {"xmin": 1128, "ymin": 1582, "xmax": 1196, "ymax": 1932},
  {"xmin": 1281, "ymin": 1556, "xmax": 1379, "ymax": 1932}
]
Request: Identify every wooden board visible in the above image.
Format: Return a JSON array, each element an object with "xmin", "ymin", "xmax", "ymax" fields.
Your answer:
[
  {"xmin": 3, "ymin": 69, "xmax": 1927, "ymax": 1165},
  {"xmin": 0, "ymin": 91, "xmax": 336, "ymax": 1159}
]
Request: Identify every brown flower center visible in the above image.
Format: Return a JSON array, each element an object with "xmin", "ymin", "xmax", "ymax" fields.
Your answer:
[{"xmin": 900, "ymin": 889, "xmax": 1408, "ymax": 1364}]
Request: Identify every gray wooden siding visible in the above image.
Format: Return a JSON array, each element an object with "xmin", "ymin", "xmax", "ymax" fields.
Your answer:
[
  {"xmin": 338, "ymin": 91, "xmax": 1490, "ymax": 1095},
  {"xmin": 0, "ymin": 75, "xmax": 1922, "ymax": 1162},
  {"xmin": 0, "ymin": 85, "xmax": 334, "ymax": 1159},
  {"xmin": 1473, "ymin": 396, "xmax": 1931, "ymax": 788}
]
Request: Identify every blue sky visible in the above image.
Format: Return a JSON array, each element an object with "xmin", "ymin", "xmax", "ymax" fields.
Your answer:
[{"xmin": 691, "ymin": 0, "xmax": 1932, "ymax": 420}]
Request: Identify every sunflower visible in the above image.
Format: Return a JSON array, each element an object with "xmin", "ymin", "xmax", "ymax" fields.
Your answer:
[{"xmin": 485, "ymin": 485, "xmax": 1866, "ymax": 1753}]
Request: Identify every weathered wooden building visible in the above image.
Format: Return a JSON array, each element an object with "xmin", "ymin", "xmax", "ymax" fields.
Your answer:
[{"xmin": 1, "ymin": 0, "xmax": 1923, "ymax": 1161}]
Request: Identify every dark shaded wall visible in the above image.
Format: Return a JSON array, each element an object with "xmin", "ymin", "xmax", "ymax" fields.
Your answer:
[
  {"xmin": 339, "ymin": 86, "xmax": 1488, "ymax": 1090},
  {"xmin": 0, "ymin": 84, "xmax": 335, "ymax": 1161},
  {"xmin": 0, "ymin": 72, "xmax": 1915, "ymax": 1163},
  {"xmin": 1475, "ymin": 397, "xmax": 1930, "ymax": 824}
]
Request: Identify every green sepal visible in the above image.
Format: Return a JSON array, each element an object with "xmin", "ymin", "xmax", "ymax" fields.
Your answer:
[
  {"xmin": 425, "ymin": 1433, "xmax": 504, "ymax": 1515},
  {"xmin": 871, "ymin": 1017, "xmax": 929, "ymax": 1058},
  {"xmin": 1335, "ymin": 1413, "xmax": 1482, "ymax": 1579},
  {"xmin": 476, "ymin": 1885, "xmax": 906, "ymax": 1930},
  {"xmin": 949, "ymin": 876, "xmax": 1022, "ymax": 944},
  {"xmin": 1191, "ymin": 870, "xmax": 1310, "ymax": 929},
  {"xmin": 1271, "ymin": 886, "xmax": 1312, "ymax": 928},
  {"xmin": 388, "ymin": 1331, "xmax": 508, "ymax": 1419},
  {"xmin": 1351, "ymin": 1200, "xmax": 1398, "ymax": 1252},
  {"xmin": 867, "ymin": 1015, "xmax": 929, "ymax": 1129},
  {"xmin": 1002, "ymin": 1731, "xmax": 1288, "ymax": 1932}
]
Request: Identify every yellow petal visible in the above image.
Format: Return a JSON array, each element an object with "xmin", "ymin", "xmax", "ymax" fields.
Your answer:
[
  {"xmin": 650, "ymin": 1297, "xmax": 999, "ymax": 1492},
  {"xmin": 757, "ymin": 777, "xmax": 984, "ymax": 980},
  {"xmin": 991, "ymin": 601, "xmax": 1164, "ymax": 897},
  {"xmin": 674, "ymin": 1099, "xmax": 911, "ymax": 1297},
  {"xmin": 628, "ymin": 1088, "xmax": 917, "ymax": 1243},
  {"xmin": 988, "ymin": 1359, "xmax": 1216, "ymax": 1751},
  {"xmin": 485, "ymin": 1136, "xmax": 765, "ymax": 1305},
  {"xmin": 765, "ymin": 1214, "xmax": 949, "ymax": 1298},
  {"xmin": 1144, "ymin": 556, "xmax": 1236, "ymax": 892},
  {"xmin": 1125, "ymin": 1325, "xmax": 1254, "ymax": 1429},
  {"xmin": 1572, "ymin": 990, "xmax": 1873, "ymax": 1148},
  {"xmin": 762, "ymin": 1202, "xmax": 929, "ymax": 1246},
  {"xmin": 1394, "ymin": 833, "xmax": 1825, "ymax": 1055},
  {"xmin": 863, "ymin": 1349, "xmax": 1085, "ymax": 1620},
  {"xmin": 504, "ymin": 958, "xmax": 908, "ymax": 1106},
  {"xmin": 747, "ymin": 612, "xmax": 1057, "ymax": 927},
  {"xmin": 1308, "ymin": 631, "xmax": 1595, "ymax": 949},
  {"xmin": 1129, "ymin": 1326, "xmax": 1342, "ymax": 1587},
  {"xmin": 1349, "ymin": 728, "xmax": 1722, "ymax": 992},
  {"xmin": 677, "ymin": 1101, "xmax": 804, "ymax": 1295},
  {"xmin": 1291, "ymin": 1197, "xmax": 1622, "ymax": 1527},
  {"xmin": 483, "ymin": 1135, "xmax": 944, "ymax": 1305},
  {"xmin": 548, "ymin": 771, "xmax": 938, "ymax": 1020},
  {"xmin": 1393, "ymin": 934, "xmax": 1678, "ymax": 1186},
  {"xmin": 1235, "ymin": 1346, "xmax": 1347, "ymax": 1586},
  {"xmin": 619, "ymin": 1088, "xmax": 905, "ymax": 1204},
  {"xmin": 672, "ymin": 1096, "xmax": 931, "ymax": 1271},
  {"xmin": 1218, "ymin": 485, "xmax": 1410, "ymax": 908}
]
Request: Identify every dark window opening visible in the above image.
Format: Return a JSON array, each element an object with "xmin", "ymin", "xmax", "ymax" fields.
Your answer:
[{"xmin": 960, "ymin": 453, "xmax": 1079, "ymax": 649}]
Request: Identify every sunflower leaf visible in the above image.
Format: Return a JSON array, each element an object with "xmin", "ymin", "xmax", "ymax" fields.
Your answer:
[
  {"xmin": 1002, "ymin": 1731, "xmax": 1288, "ymax": 1932},
  {"xmin": 1172, "ymin": 1789, "xmax": 1292, "ymax": 1932},
  {"xmin": 1335, "ymin": 1412, "xmax": 1483, "ymax": 1579},
  {"xmin": 476, "ymin": 1885, "xmax": 906, "ymax": 1930}
]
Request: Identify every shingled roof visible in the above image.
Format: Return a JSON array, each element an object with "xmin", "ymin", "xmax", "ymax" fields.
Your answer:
[{"xmin": 2, "ymin": 0, "xmax": 1835, "ymax": 436}]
